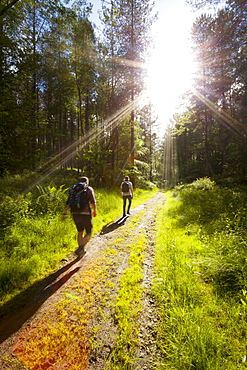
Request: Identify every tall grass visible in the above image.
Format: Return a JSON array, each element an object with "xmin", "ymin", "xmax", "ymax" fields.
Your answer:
[
  {"xmin": 153, "ymin": 178, "xmax": 247, "ymax": 369},
  {"xmin": 0, "ymin": 175, "xmax": 157, "ymax": 305},
  {"xmin": 0, "ymin": 216, "xmax": 76, "ymax": 303},
  {"xmin": 175, "ymin": 178, "xmax": 247, "ymax": 297}
]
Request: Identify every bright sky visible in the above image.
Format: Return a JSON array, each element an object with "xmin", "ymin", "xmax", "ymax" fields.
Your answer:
[{"xmin": 90, "ymin": 0, "xmax": 200, "ymax": 132}]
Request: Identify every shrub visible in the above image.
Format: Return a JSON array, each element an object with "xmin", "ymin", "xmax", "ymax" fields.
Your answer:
[
  {"xmin": 32, "ymin": 185, "xmax": 68, "ymax": 215},
  {"xmin": 172, "ymin": 179, "xmax": 247, "ymax": 297},
  {"xmin": 0, "ymin": 193, "xmax": 32, "ymax": 234}
]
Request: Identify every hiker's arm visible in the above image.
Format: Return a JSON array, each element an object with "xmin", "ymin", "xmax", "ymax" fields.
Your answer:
[
  {"xmin": 91, "ymin": 203, "xmax": 97, "ymax": 217},
  {"xmin": 62, "ymin": 204, "xmax": 70, "ymax": 220},
  {"xmin": 89, "ymin": 187, "xmax": 97, "ymax": 217}
]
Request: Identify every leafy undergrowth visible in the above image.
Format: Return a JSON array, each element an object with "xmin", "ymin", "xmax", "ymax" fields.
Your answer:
[
  {"xmin": 4, "ymin": 195, "xmax": 163, "ymax": 370},
  {"xmin": 4, "ymin": 178, "xmax": 247, "ymax": 369},
  {"xmin": 153, "ymin": 179, "xmax": 247, "ymax": 369}
]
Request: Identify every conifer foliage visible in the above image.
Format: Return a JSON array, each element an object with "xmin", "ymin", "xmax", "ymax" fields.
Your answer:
[
  {"xmin": 0, "ymin": 0, "xmax": 159, "ymax": 187},
  {"xmin": 172, "ymin": 0, "xmax": 247, "ymax": 184}
]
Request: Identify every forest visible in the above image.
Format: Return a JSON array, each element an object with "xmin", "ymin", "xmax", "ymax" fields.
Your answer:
[
  {"xmin": 1, "ymin": 1, "xmax": 247, "ymax": 368},
  {"xmin": 172, "ymin": 0, "xmax": 247, "ymax": 186},
  {"xmin": 0, "ymin": 0, "xmax": 246, "ymax": 188}
]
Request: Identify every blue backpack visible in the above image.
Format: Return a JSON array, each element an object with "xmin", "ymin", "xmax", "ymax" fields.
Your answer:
[{"xmin": 68, "ymin": 183, "xmax": 88, "ymax": 212}]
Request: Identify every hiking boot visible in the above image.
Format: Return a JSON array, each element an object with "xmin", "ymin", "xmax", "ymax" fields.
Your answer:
[{"xmin": 75, "ymin": 245, "xmax": 86, "ymax": 259}]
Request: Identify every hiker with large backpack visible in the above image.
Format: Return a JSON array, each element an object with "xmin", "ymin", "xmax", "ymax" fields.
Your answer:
[
  {"xmin": 121, "ymin": 176, "xmax": 133, "ymax": 217},
  {"xmin": 62, "ymin": 176, "xmax": 97, "ymax": 258}
]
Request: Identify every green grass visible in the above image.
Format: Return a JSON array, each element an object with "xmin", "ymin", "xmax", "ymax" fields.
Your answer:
[
  {"xmin": 0, "ymin": 185, "xmax": 157, "ymax": 305},
  {"xmin": 0, "ymin": 216, "xmax": 75, "ymax": 303},
  {"xmin": 153, "ymin": 179, "xmax": 247, "ymax": 369},
  {"xmin": 4, "ymin": 175, "xmax": 247, "ymax": 369}
]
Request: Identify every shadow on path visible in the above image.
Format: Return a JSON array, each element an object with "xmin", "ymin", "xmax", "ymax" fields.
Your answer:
[
  {"xmin": 100, "ymin": 215, "xmax": 128, "ymax": 235},
  {"xmin": 0, "ymin": 257, "xmax": 81, "ymax": 344}
]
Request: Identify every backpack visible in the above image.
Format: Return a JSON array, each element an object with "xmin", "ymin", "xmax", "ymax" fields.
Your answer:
[
  {"xmin": 121, "ymin": 181, "xmax": 130, "ymax": 193},
  {"xmin": 68, "ymin": 182, "xmax": 89, "ymax": 212}
]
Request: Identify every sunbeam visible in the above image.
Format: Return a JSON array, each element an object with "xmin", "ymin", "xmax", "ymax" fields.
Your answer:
[
  {"xmin": 193, "ymin": 88, "xmax": 247, "ymax": 139},
  {"xmin": 22, "ymin": 96, "xmax": 142, "ymax": 193}
]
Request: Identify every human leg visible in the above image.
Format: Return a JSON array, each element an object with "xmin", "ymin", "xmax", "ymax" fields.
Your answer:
[
  {"xmin": 75, "ymin": 231, "xmax": 91, "ymax": 258},
  {"xmin": 76, "ymin": 215, "xmax": 93, "ymax": 246},
  {"xmin": 127, "ymin": 196, "xmax": 132, "ymax": 214},
  {"xmin": 73, "ymin": 215, "xmax": 93, "ymax": 257},
  {"xmin": 78, "ymin": 231, "xmax": 91, "ymax": 247},
  {"xmin": 123, "ymin": 197, "xmax": 127, "ymax": 216}
]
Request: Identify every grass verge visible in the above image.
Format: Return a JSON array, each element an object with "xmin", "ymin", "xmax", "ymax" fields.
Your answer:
[
  {"xmin": 153, "ymin": 183, "xmax": 247, "ymax": 369},
  {"xmin": 105, "ymin": 212, "xmax": 148, "ymax": 369}
]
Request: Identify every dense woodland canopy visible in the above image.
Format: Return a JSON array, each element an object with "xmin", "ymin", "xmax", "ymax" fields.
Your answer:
[
  {"xmin": 0, "ymin": 0, "xmax": 158, "ymax": 188},
  {"xmin": 0, "ymin": 0, "xmax": 247, "ymax": 188}
]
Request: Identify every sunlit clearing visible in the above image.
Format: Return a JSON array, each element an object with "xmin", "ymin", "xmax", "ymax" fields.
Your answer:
[{"xmin": 145, "ymin": 2, "xmax": 197, "ymax": 130}]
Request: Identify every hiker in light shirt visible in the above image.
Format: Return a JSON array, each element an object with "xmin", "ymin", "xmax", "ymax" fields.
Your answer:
[{"xmin": 120, "ymin": 176, "xmax": 133, "ymax": 217}]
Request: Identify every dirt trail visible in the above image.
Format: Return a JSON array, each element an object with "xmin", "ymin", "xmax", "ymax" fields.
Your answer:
[{"xmin": 0, "ymin": 192, "xmax": 165, "ymax": 369}]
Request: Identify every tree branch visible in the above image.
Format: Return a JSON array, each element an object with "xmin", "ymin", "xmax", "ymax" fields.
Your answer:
[{"xmin": 0, "ymin": 0, "xmax": 20, "ymax": 17}]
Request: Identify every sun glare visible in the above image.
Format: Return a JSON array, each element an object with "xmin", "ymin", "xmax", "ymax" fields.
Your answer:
[{"xmin": 145, "ymin": 1, "xmax": 197, "ymax": 130}]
